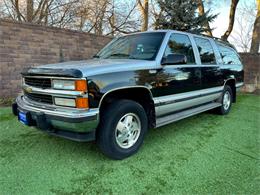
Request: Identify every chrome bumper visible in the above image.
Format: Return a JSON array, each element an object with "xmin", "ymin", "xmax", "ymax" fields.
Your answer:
[
  {"xmin": 14, "ymin": 95, "xmax": 99, "ymax": 141},
  {"xmin": 236, "ymin": 82, "xmax": 244, "ymax": 92}
]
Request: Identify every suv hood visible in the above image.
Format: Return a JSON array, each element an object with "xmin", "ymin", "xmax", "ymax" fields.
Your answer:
[{"xmin": 29, "ymin": 59, "xmax": 157, "ymax": 77}]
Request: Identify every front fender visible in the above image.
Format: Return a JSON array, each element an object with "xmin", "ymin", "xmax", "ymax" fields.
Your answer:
[{"xmin": 87, "ymin": 71, "xmax": 153, "ymax": 108}]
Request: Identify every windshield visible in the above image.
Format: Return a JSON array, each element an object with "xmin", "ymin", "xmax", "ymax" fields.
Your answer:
[{"xmin": 95, "ymin": 32, "xmax": 166, "ymax": 60}]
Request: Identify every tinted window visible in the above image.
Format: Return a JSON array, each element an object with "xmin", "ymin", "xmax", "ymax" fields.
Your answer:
[
  {"xmin": 194, "ymin": 37, "xmax": 216, "ymax": 64},
  {"xmin": 217, "ymin": 43, "xmax": 241, "ymax": 65},
  {"xmin": 164, "ymin": 33, "xmax": 195, "ymax": 64},
  {"xmin": 96, "ymin": 32, "xmax": 165, "ymax": 60}
]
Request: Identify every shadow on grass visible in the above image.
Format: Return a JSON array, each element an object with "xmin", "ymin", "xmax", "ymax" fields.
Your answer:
[
  {"xmin": 1, "ymin": 94, "xmax": 259, "ymax": 194},
  {"xmin": 1, "ymin": 109, "xmax": 222, "ymax": 163}
]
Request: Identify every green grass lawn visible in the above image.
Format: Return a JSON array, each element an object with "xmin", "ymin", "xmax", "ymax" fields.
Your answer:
[{"xmin": 0, "ymin": 94, "xmax": 259, "ymax": 194}]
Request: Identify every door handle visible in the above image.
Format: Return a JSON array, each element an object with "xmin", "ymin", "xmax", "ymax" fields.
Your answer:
[
  {"xmin": 149, "ymin": 69, "xmax": 157, "ymax": 74},
  {"xmin": 195, "ymin": 69, "xmax": 201, "ymax": 78}
]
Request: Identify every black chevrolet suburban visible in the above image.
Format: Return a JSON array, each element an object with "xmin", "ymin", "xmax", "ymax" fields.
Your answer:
[{"xmin": 12, "ymin": 30, "xmax": 244, "ymax": 159}]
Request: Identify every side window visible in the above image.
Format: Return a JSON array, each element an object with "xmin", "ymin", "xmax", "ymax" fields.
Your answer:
[
  {"xmin": 164, "ymin": 33, "xmax": 195, "ymax": 64},
  {"xmin": 194, "ymin": 37, "xmax": 216, "ymax": 64},
  {"xmin": 217, "ymin": 43, "xmax": 242, "ymax": 65}
]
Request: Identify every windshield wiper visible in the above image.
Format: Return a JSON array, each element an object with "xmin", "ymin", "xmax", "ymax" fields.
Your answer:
[
  {"xmin": 105, "ymin": 53, "xmax": 138, "ymax": 59},
  {"xmin": 107, "ymin": 53, "xmax": 130, "ymax": 58},
  {"xmin": 93, "ymin": 54, "xmax": 100, "ymax": 58}
]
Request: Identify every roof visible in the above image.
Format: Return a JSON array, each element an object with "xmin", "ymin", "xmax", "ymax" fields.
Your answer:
[{"xmin": 133, "ymin": 29, "xmax": 237, "ymax": 50}]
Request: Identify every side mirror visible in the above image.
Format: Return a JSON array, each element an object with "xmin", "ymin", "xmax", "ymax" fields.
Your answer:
[{"xmin": 161, "ymin": 54, "xmax": 187, "ymax": 65}]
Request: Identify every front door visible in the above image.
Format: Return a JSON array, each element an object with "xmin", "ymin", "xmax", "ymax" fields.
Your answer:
[{"xmin": 152, "ymin": 33, "xmax": 202, "ymax": 117}]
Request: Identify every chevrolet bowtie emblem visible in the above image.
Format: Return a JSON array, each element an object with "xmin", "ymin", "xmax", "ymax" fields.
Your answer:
[{"xmin": 25, "ymin": 86, "xmax": 33, "ymax": 93}]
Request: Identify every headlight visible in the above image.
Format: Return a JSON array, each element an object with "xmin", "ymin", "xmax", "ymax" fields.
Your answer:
[
  {"xmin": 53, "ymin": 80, "xmax": 75, "ymax": 90},
  {"xmin": 52, "ymin": 80, "xmax": 87, "ymax": 91}
]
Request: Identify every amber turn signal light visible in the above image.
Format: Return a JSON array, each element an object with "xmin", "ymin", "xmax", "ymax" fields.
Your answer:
[
  {"xmin": 75, "ymin": 80, "xmax": 87, "ymax": 91},
  {"xmin": 76, "ymin": 97, "xmax": 89, "ymax": 108}
]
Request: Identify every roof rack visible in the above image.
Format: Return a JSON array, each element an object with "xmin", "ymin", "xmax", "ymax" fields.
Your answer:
[
  {"xmin": 189, "ymin": 32, "xmax": 236, "ymax": 50},
  {"xmin": 189, "ymin": 31, "xmax": 225, "ymax": 41}
]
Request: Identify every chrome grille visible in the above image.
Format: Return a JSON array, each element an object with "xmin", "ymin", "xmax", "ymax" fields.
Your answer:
[
  {"xmin": 24, "ymin": 92, "xmax": 53, "ymax": 104},
  {"xmin": 24, "ymin": 77, "xmax": 51, "ymax": 89}
]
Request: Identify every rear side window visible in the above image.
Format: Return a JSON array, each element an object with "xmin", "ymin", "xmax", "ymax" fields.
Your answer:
[
  {"xmin": 164, "ymin": 33, "xmax": 195, "ymax": 64},
  {"xmin": 194, "ymin": 37, "xmax": 216, "ymax": 64},
  {"xmin": 217, "ymin": 43, "xmax": 242, "ymax": 65}
]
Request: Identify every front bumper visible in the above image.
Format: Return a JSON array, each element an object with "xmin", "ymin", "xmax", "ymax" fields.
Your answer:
[
  {"xmin": 13, "ymin": 95, "xmax": 99, "ymax": 142},
  {"xmin": 236, "ymin": 82, "xmax": 244, "ymax": 92}
]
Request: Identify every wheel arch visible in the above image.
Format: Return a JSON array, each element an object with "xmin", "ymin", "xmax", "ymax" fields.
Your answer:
[
  {"xmin": 98, "ymin": 86, "xmax": 156, "ymax": 128},
  {"xmin": 224, "ymin": 78, "xmax": 236, "ymax": 103}
]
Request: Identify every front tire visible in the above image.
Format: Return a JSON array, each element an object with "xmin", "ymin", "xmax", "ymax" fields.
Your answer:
[
  {"xmin": 97, "ymin": 99, "xmax": 148, "ymax": 160},
  {"xmin": 216, "ymin": 85, "xmax": 233, "ymax": 115}
]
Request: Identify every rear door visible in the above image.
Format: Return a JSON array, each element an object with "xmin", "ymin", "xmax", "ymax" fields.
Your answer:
[{"xmin": 193, "ymin": 36, "xmax": 223, "ymax": 89}]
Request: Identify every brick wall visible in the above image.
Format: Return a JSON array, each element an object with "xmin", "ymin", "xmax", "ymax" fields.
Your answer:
[
  {"xmin": 0, "ymin": 20, "xmax": 259, "ymax": 98},
  {"xmin": 240, "ymin": 53, "xmax": 260, "ymax": 93},
  {"xmin": 0, "ymin": 20, "xmax": 112, "ymax": 98}
]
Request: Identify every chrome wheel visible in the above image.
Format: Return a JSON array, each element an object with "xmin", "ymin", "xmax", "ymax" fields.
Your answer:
[
  {"xmin": 115, "ymin": 113, "xmax": 141, "ymax": 149},
  {"xmin": 223, "ymin": 91, "xmax": 231, "ymax": 110}
]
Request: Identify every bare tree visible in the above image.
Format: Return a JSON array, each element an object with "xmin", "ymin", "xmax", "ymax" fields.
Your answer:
[
  {"xmin": 230, "ymin": 18, "xmax": 254, "ymax": 52},
  {"xmin": 1, "ymin": 0, "xmax": 79, "ymax": 25},
  {"xmin": 230, "ymin": 1, "xmax": 257, "ymax": 52},
  {"xmin": 106, "ymin": 2, "xmax": 140, "ymax": 35},
  {"xmin": 26, "ymin": 0, "xmax": 33, "ymax": 22},
  {"xmin": 197, "ymin": 0, "xmax": 213, "ymax": 36},
  {"xmin": 137, "ymin": 0, "xmax": 148, "ymax": 31},
  {"xmin": 8, "ymin": 0, "xmax": 25, "ymax": 21},
  {"xmin": 74, "ymin": 0, "xmax": 140, "ymax": 35},
  {"xmin": 250, "ymin": 0, "xmax": 260, "ymax": 53},
  {"xmin": 91, "ymin": 0, "xmax": 110, "ymax": 35},
  {"xmin": 0, "ymin": 0, "xmax": 141, "ymax": 35},
  {"xmin": 221, "ymin": 0, "xmax": 239, "ymax": 41}
]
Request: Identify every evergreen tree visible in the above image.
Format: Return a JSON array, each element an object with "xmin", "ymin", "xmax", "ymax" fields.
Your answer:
[{"xmin": 154, "ymin": 0, "xmax": 217, "ymax": 34}]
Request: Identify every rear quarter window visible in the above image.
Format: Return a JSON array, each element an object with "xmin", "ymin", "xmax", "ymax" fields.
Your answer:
[
  {"xmin": 217, "ymin": 43, "xmax": 242, "ymax": 65},
  {"xmin": 194, "ymin": 37, "xmax": 216, "ymax": 64}
]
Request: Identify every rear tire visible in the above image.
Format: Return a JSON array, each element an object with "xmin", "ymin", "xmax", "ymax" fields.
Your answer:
[
  {"xmin": 216, "ymin": 85, "xmax": 233, "ymax": 115},
  {"xmin": 97, "ymin": 99, "xmax": 148, "ymax": 160}
]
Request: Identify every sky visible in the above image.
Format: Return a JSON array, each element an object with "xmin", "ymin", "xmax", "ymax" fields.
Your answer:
[
  {"xmin": 209, "ymin": 0, "xmax": 257, "ymax": 51},
  {"xmin": 0, "ymin": 0, "xmax": 257, "ymax": 51}
]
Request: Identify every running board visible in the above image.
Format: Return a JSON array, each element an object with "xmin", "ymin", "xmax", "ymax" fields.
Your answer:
[{"xmin": 156, "ymin": 102, "xmax": 222, "ymax": 128}]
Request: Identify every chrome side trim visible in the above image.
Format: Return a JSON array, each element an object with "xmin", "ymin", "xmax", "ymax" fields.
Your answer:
[
  {"xmin": 156, "ymin": 102, "xmax": 221, "ymax": 128},
  {"xmin": 236, "ymin": 82, "xmax": 244, "ymax": 88},
  {"xmin": 98, "ymin": 86, "xmax": 154, "ymax": 108},
  {"xmin": 17, "ymin": 95, "xmax": 98, "ymax": 119},
  {"xmin": 153, "ymin": 86, "xmax": 223, "ymax": 105},
  {"xmin": 153, "ymin": 86, "xmax": 223, "ymax": 117},
  {"xmin": 155, "ymin": 93, "xmax": 221, "ymax": 117}
]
